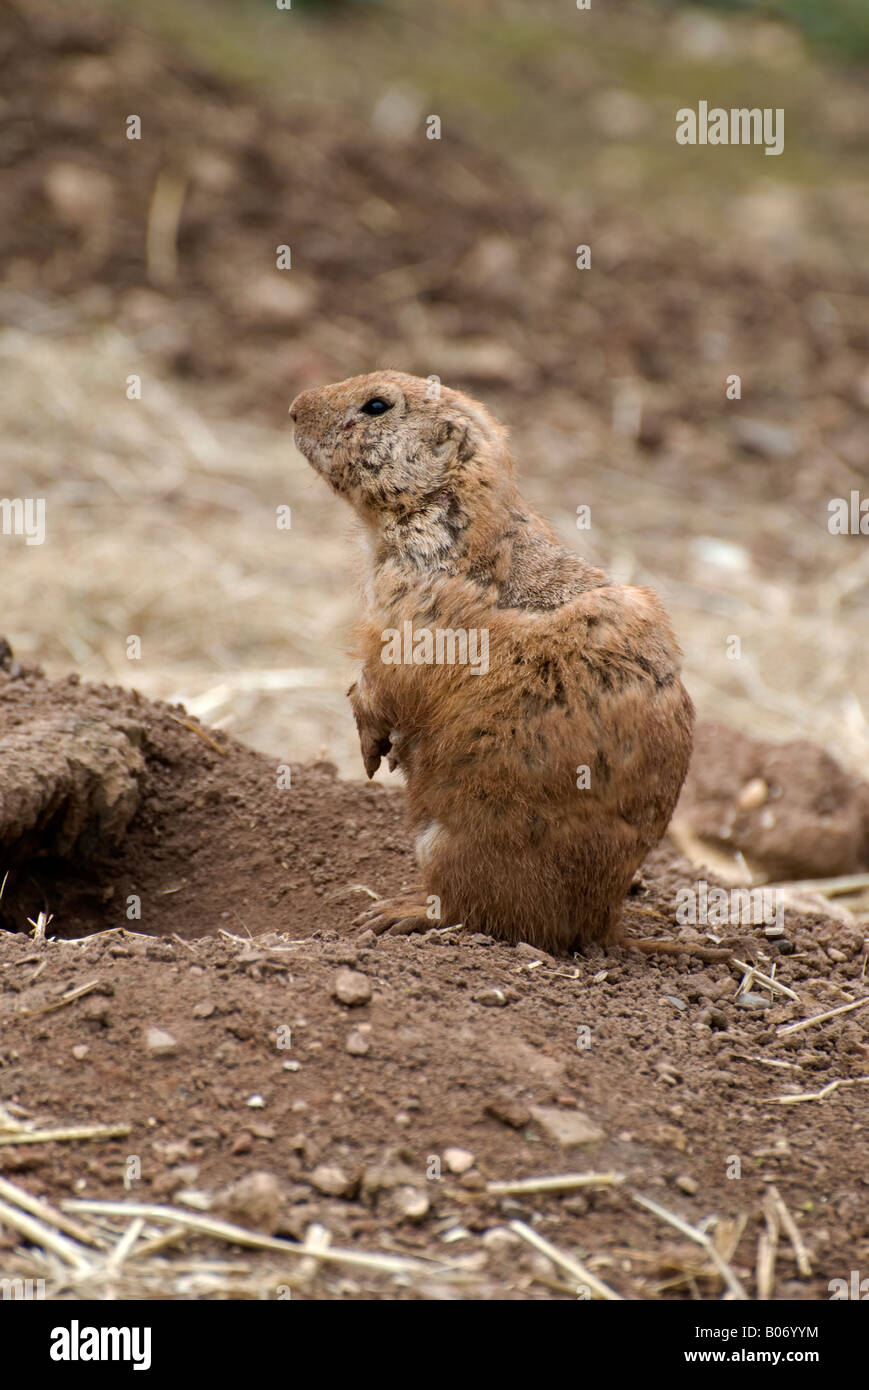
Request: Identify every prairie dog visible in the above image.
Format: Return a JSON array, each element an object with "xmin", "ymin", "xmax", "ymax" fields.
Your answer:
[{"xmin": 290, "ymin": 370, "xmax": 694, "ymax": 954}]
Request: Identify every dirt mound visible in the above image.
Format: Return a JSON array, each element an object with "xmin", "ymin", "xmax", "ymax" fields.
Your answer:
[
  {"xmin": 3, "ymin": 0, "xmax": 867, "ymax": 509},
  {"xmin": 675, "ymin": 722, "xmax": 869, "ymax": 881},
  {"xmin": 0, "ymin": 656, "xmax": 410, "ymax": 941},
  {"xmin": 1, "ymin": 653, "xmax": 868, "ymax": 1299}
]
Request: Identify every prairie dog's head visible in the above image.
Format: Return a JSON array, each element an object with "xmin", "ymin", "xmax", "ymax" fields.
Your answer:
[{"xmin": 289, "ymin": 370, "xmax": 510, "ymax": 524}]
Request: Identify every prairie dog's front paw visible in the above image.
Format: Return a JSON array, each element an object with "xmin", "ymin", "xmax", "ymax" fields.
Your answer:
[
  {"xmin": 358, "ymin": 728, "xmax": 391, "ymax": 779},
  {"xmin": 386, "ymin": 728, "xmax": 408, "ymax": 772},
  {"xmin": 349, "ymin": 678, "xmax": 392, "ymax": 778}
]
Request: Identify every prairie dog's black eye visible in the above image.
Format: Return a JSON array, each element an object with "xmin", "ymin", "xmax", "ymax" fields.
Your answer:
[{"xmin": 359, "ymin": 397, "xmax": 392, "ymax": 417}]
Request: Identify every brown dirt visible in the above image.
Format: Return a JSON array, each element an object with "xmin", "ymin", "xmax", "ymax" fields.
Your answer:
[{"xmin": 1, "ymin": 658, "xmax": 867, "ymax": 1300}]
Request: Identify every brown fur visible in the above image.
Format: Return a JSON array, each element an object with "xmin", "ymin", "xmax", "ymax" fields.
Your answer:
[{"xmin": 290, "ymin": 370, "xmax": 694, "ymax": 953}]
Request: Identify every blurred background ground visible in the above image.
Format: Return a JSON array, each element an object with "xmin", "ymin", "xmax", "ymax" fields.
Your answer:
[{"xmin": 2, "ymin": 0, "xmax": 868, "ymax": 781}]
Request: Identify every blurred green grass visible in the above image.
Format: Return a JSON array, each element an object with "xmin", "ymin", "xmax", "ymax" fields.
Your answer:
[
  {"xmin": 691, "ymin": 0, "xmax": 869, "ymax": 60},
  {"xmin": 89, "ymin": 0, "xmax": 866, "ymax": 211}
]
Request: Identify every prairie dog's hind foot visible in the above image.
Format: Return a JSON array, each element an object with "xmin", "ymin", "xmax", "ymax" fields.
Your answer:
[{"xmin": 353, "ymin": 890, "xmax": 453, "ymax": 937}]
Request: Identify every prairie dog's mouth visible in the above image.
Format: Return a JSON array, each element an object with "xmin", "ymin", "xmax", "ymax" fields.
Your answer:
[
  {"xmin": 293, "ymin": 431, "xmax": 350, "ymax": 495},
  {"xmin": 292, "ymin": 428, "xmax": 331, "ymax": 474}
]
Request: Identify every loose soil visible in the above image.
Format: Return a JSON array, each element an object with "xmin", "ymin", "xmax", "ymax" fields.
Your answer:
[{"xmin": 1, "ymin": 659, "xmax": 867, "ymax": 1299}]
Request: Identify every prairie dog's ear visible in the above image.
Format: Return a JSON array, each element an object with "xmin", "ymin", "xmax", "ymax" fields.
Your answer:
[{"xmin": 433, "ymin": 417, "xmax": 475, "ymax": 464}]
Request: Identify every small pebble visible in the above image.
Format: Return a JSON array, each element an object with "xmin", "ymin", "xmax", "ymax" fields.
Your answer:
[
  {"xmin": 737, "ymin": 777, "xmax": 768, "ymax": 810},
  {"xmin": 332, "ymin": 968, "xmax": 372, "ymax": 1007},
  {"xmin": 562, "ymin": 1194, "xmax": 589, "ymax": 1216},
  {"xmin": 309, "ymin": 1165, "xmax": 354, "ymax": 1198},
  {"xmin": 176, "ymin": 1191, "xmax": 211, "ymax": 1211},
  {"xmin": 514, "ymin": 943, "xmax": 545, "ymax": 960},
  {"xmin": 444, "ymin": 1146, "xmax": 474, "ymax": 1175},
  {"xmin": 145, "ymin": 1027, "xmax": 177, "ymax": 1057},
  {"xmin": 485, "ymin": 1096, "xmax": 531, "ymax": 1130},
  {"xmin": 393, "ymin": 1186, "xmax": 429, "ymax": 1222},
  {"xmin": 152, "ymin": 1139, "xmax": 191, "ymax": 1163},
  {"xmin": 529, "ymin": 1105, "xmax": 605, "ymax": 1147},
  {"xmin": 246, "ymin": 1094, "xmax": 266, "ymax": 1108},
  {"xmin": 482, "ymin": 1227, "xmax": 520, "ymax": 1252},
  {"xmin": 474, "ymin": 988, "xmax": 508, "ymax": 1007},
  {"xmin": 675, "ymin": 1174, "xmax": 699, "ymax": 1195},
  {"xmin": 735, "ymin": 992, "xmax": 769, "ymax": 1011},
  {"xmin": 171, "ymin": 1162, "xmax": 200, "ymax": 1184},
  {"xmin": 346, "ymin": 1030, "xmax": 370, "ymax": 1056},
  {"xmin": 72, "ymin": 1044, "xmax": 89, "ymax": 1061},
  {"xmin": 215, "ymin": 1171, "xmax": 282, "ymax": 1232}
]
